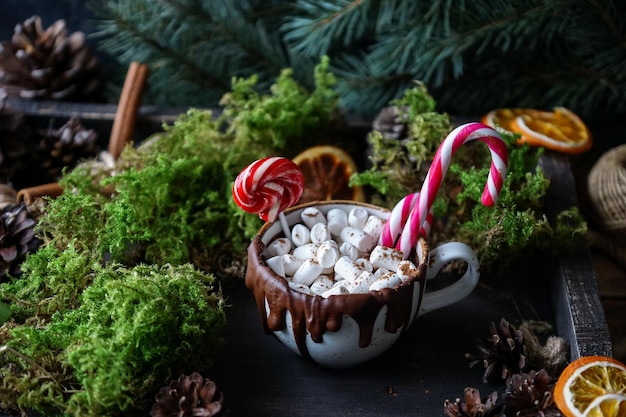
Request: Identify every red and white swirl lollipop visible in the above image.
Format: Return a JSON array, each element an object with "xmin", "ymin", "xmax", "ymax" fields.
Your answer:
[
  {"xmin": 233, "ymin": 156, "xmax": 305, "ymax": 237},
  {"xmin": 396, "ymin": 122, "xmax": 508, "ymax": 258}
]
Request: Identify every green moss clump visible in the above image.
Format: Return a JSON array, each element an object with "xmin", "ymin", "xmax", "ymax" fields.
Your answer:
[{"xmin": 2, "ymin": 262, "xmax": 225, "ymax": 417}]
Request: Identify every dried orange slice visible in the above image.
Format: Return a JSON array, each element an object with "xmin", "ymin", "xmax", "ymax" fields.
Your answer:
[
  {"xmin": 512, "ymin": 107, "xmax": 592, "ymax": 154},
  {"xmin": 554, "ymin": 355, "xmax": 626, "ymax": 417},
  {"xmin": 481, "ymin": 107, "xmax": 544, "ymax": 133},
  {"xmin": 292, "ymin": 145, "xmax": 365, "ymax": 203},
  {"xmin": 482, "ymin": 107, "xmax": 592, "ymax": 154}
]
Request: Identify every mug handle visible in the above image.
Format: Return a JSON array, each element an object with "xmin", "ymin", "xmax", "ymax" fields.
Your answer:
[{"xmin": 418, "ymin": 242, "xmax": 480, "ymax": 315}]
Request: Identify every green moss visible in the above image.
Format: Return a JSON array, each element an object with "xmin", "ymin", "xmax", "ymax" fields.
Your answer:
[{"xmin": 2, "ymin": 263, "xmax": 225, "ymax": 417}]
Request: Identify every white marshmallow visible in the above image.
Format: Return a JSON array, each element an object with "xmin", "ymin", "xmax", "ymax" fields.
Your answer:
[
  {"xmin": 369, "ymin": 272, "xmax": 402, "ymax": 291},
  {"xmin": 292, "ymin": 243, "xmax": 320, "ymax": 261},
  {"xmin": 291, "ymin": 224, "xmax": 311, "ymax": 247},
  {"xmin": 334, "ymin": 256, "xmax": 364, "ymax": 283},
  {"xmin": 282, "ymin": 254, "xmax": 304, "ymax": 276},
  {"xmin": 288, "ymin": 281, "xmax": 311, "ymax": 294},
  {"xmin": 266, "ymin": 256, "xmax": 285, "ymax": 277},
  {"xmin": 340, "ymin": 226, "xmax": 377, "ymax": 252},
  {"xmin": 339, "ymin": 241, "xmax": 359, "ymax": 261},
  {"xmin": 317, "ymin": 240, "xmax": 339, "ymax": 268},
  {"xmin": 293, "ymin": 259, "xmax": 323, "ymax": 286},
  {"xmin": 374, "ymin": 267, "xmax": 392, "ymax": 279},
  {"xmin": 396, "ymin": 260, "xmax": 418, "ymax": 282},
  {"xmin": 348, "ymin": 207, "xmax": 369, "ymax": 229},
  {"xmin": 265, "ymin": 237, "xmax": 292, "ymax": 257},
  {"xmin": 332, "ymin": 277, "xmax": 347, "ymax": 286},
  {"xmin": 310, "ymin": 222, "xmax": 331, "ymax": 244},
  {"xmin": 309, "ymin": 275, "xmax": 334, "ymax": 295},
  {"xmin": 301, "ymin": 207, "xmax": 326, "ymax": 229},
  {"xmin": 349, "ymin": 271, "xmax": 377, "ymax": 293},
  {"xmin": 321, "ymin": 285, "xmax": 350, "ymax": 298},
  {"xmin": 327, "ymin": 208, "xmax": 348, "ymax": 236},
  {"xmin": 354, "ymin": 257, "xmax": 373, "ymax": 273},
  {"xmin": 370, "ymin": 245, "xmax": 404, "ymax": 271},
  {"xmin": 362, "ymin": 215, "xmax": 385, "ymax": 241}
]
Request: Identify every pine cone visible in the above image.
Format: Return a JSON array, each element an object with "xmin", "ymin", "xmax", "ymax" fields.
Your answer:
[
  {"xmin": 0, "ymin": 15, "xmax": 102, "ymax": 101},
  {"xmin": 0, "ymin": 202, "xmax": 41, "ymax": 279},
  {"xmin": 504, "ymin": 369, "xmax": 562, "ymax": 417},
  {"xmin": 36, "ymin": 117, "xmax": 99, "ymax": 181},
  {"xmin": 151, "ymin": 372, "xmax": 227, "ymax": 417},
  {"xmin": 466, "ymin": 317, "xmax": 527, "ymax": 384},
  {"xmin": 372, "ymin": 105, "xmax": 410, "ymax": 141},
  {"xmin": 444, "ymin": 387, "xmax": 503, "ymax": 417},
  {"xmin": 0, "ymin": 90, "xmax": 33, "ymax": 184}
]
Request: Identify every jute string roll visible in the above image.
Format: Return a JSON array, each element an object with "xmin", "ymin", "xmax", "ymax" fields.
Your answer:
[{"xmin": 587, "ymin": 144, "xmax": 626, "ymax": 270}]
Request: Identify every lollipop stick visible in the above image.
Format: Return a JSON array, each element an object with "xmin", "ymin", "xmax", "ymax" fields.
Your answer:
[{"xmin": 278, "ymin": 212, "xmax": 292, "ymax": 242}]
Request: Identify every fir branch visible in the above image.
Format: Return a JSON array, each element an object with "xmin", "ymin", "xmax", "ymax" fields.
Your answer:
[
  {"xmin": 282, "ymin": 0, "xmax": 374, "ymax": 56},
  {"xmin": 91, "ymin": 0, "xmax": 626, "ymax": 127}
]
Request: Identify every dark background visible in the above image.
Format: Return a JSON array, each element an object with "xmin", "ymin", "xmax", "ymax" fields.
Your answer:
[{"xmin": 0, "ymin": 0, "xmax": 98, "ymax": 40}]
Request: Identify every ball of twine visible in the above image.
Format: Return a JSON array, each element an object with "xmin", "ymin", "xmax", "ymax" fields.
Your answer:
[
  {"xmin": 588, "ymin": 144, "xmax": 626, "ymax": 233},
  {"xmin": 587, "ymin": 144, "xmax": 626, "ymax": 270}
]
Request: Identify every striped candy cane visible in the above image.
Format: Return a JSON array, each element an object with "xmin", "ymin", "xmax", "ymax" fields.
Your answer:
[
  {"xmin": 396, "ymin": 122, "xmax": 508, "ymax": 258},
  {"xmin": 379, "ymin": 193, "xmax": 434, "ymax": 248}
]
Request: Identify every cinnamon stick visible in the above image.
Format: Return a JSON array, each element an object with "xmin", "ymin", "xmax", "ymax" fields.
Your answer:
[
  {"xmin": 17, "ymin": 182, "xmax": 63, "ymax": 205},
  {"xmin": 108, "ymin": 62, "xmax": 150, "ymax": 159}
]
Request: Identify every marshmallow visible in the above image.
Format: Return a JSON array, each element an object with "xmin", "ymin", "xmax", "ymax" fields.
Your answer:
[
  {"xmin": 292, "ymin": 243, "xmax": 320, "ymax": 261},
  {"xmin": 362, "ymin": 215, "xmax": 385, "ymax": 241},
  {"xmin": 369, "ymin": 272, "xmax": 402, "ymax": 291},
  {"xmin": 374, "ymin": 267, "xmax": 391, "ymax": 279},
  {"xmin": 354, "ymin": 257, "xmax": 373, "ymax": 273},
  {"xmin": 310, "ymin": 222, "xmax": 331, "ymax": 244},
  {"xmin": 327, "ymin": 208, "xmax": 348, "ymax": 236},
  {"xmin": 339, "ymin": 241, "xmax": 359, "ymax": 261},
  {"xmin": 293, "ymin": 259, "xmax": 323, "ymax": 286},
  {"xmin": 289, "ymin": 281, "xmax": 311, "ymax": 294},
  {"xmin": 348, "ymin": 207, "xmax": 369, "ymax": 229},
  {"xmin": 282, "ymin": 254, "xmax": 304, "ymax": 276},
  {"xmin": 317, "ymin": 240, "xmax": 339, "ymax": 268},
  {"xmin": 291, "ymin": 224, "xmax": 311, "ymax": 247},
  {"xmin": 266, "ymin": 256, "xmax": 285, "ymax": 277},
  {"xmin": 334, "ymin": 256, "xmax": 364, "ymax": 283},
  {"xmin": 370, "ymin": 245, "xmax": 404, "ymax": 271},
  {"xmin": 310, "ymin": 275, "xmax": 334, "ymax": 295},
  {"xmin": 301, "ymin": 207, "xmax": 327, "ymax": 229},
  {"xmin": 321, "ymin": 284, "xmax": 350, "ymax": 298},
  {"xmin": 340, "ymin": 226, "xmax": 376, "ymax": 252},
  {"xmin": 265, "ymin": 237, "xmax": 292, "ymax": 257},
  {"xmin": 349, "ymin": 271, "xmax": 377, "ymax": 293},
  {"xmin": 397, "ymin": 260, "xmax": 418, "ymax": 282}
]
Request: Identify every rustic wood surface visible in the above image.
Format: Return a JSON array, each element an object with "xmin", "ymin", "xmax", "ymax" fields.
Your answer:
[{"xmin": 541, "ymin": 152, "xmax": 613, "ymax": 360}]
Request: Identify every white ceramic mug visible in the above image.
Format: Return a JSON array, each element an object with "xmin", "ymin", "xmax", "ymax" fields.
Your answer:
[{"xmin": 245, "ymin": 201, "xmax": 480, "ymax": 368}]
